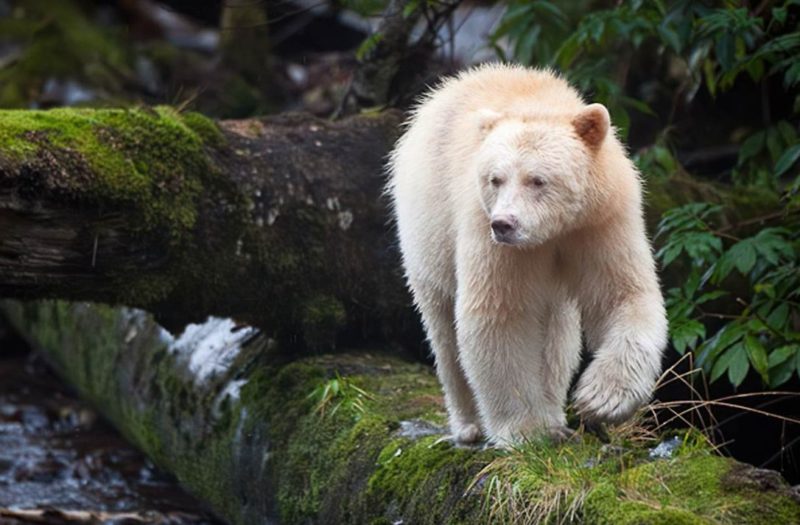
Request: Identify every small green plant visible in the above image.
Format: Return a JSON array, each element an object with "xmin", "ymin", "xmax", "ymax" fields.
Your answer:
[{"xmin": 308, "ymin": 372, "xmax": 375, "ymax": 419}]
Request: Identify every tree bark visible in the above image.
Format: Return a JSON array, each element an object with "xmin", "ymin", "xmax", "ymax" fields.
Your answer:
[
  {"xmin": 3, "ymin": 301, "xmax": 799, "ymax": 525},
  {"xmin": 0, "ymin": 107, "xmax": 416, "ymax": 347}
]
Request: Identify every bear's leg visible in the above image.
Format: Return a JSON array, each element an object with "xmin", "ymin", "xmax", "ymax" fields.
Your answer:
[
  {"xmin": 572, "ymin": 294, "xmax": 666, "ymax": 424},
  {"xmin": 413, "ymin": 283, "xmax": 482, "ymax": 443},
  {"xmin": 540, "ymin": 298, "xmax": 583, "ymax": 439},
  {"xmin": 456, "ymin": 310, "xmax": 568, "ymax": 446}
]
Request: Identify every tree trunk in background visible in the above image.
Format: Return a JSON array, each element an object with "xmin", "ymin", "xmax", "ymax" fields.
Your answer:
[
  {"xmin": 3, "ymin": 301, "xmax": 799, "ymax": 525},
  {"xmin": 0, "ymin": 107, "xmax": 416, "ymax": 348},
  {"xmin": 219, "ymin": 0, "xmax": 273, "ymax": 94}
]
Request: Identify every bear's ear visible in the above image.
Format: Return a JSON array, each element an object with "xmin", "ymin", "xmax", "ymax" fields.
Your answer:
[
  {"xmin": 572, "ymin": 103, "xmax": 610, "ymax": 148},
  {"xmin": 476, "ymin": 108, "xmax": 503, "ymax": 135}
]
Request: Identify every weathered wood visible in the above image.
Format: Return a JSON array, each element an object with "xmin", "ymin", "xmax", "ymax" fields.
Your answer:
[{"xmin": 0, "ymin": 108, "xmax": 415, "ymax": 347}]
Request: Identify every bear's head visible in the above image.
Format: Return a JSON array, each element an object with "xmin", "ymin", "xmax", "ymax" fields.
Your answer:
[{"xmin": 474, "ymin": 103, "xmax": 610, "ymax": 247}]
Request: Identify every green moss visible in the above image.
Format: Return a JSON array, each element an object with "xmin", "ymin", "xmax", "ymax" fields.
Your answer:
[
  {"xmin": 0, "ymin": 106, "xmax": 246, "ymax": 304},
  {"xmin": 260, "ymin": 354, "xmax": 494, "ymax": 524},
  {"xmin": 0, "ymin": 106, "xmax": 218, "ymax": 235},
  {"xmin": 366, "ymin": 436, "xmax": 485, "ymax": 523},
  {"xmin": 472, "ymin": 431, "xmax": 800, "ymax": 525},
  {"xmin": 179, "ymin": 112, "xmax": 226, "ymax": 148},
  {"xmin": 586, "ymin": 484, "xmax": 710, "ymax": 525}
]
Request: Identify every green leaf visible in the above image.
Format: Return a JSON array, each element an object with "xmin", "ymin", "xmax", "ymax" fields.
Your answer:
[
  {"xmin": 766, "ymin": 129, "xmax": 784, "ymax": 163},
  {"xmin": 784, "ymin": 61, "xmax": 800, "ymax": 89},
  {"xmin": 684, "ymin": 232, "xmax": 723, "ymax": 261},
  {"xmin": 772, "ymin": 7, "xmax": 787, "ymax": 25},
  {"xmin": 769, "ymin": 358, "xmax": 795, "ymax": 387},
  {"xmin": 712, "ymin": 252, "xmax": 737, "ymax": 282},
  {"xmin": 704, "ymin": 59, "xmax": 718, "ymax": 96},
  {"xmin": 738, "ymin": 131, "xmax": 765, "ymax": 164},
  {"xmin": 402, "ymin": 0, "xmax": 419, "ymax": 18},
  {"xmin": 697, "ymin": 322, "xmax": 746, "ymax": 370},
  {"xmin": 796, "ymin": 346, "xmax": 800, "ymax": 375},
  {"xmin": 716, "ymin": 33, "xmax": 736, "ymax": 72},
  {"xmin": 671, "ymin": 319, "xmax": 706, "ymax": 355},
  {"xmin": 775, "ymin": 144, "xmax": 800, "ymax": 176},
  {"xmin": 355, "ymin": 33, "xmax": 384, "ymax": 61},
  {"xmin": 728, "ymin": 343, "xmax": 750, "ymax": 387},
  {"xmin": 768, "ymin": 345, "xmax": 797, "ymax": 368},
  {"xmin": 730, "ymin": 240, "xmax": 757, "ymax": 275},
  {"xmin": 653, "ymin": 145, "xmax": 676, "ymax": 171},
  {"xmin": 554, "ymin": 33, "xmax": 581, "ymax": 68},
  {"xmin": 777, "ymin": 121, "xmax": 797, "ymax": 144},
  {"xmin": 695, "ymin": 290, "xmax": 728, "ymax": 305},
  {"xmin": 659, "ymin": 243, "xmax": 684, "ymax": 267},
  {"xmin": 589, "ymin": 17, "xmax": 605, "ymax": 43},
  {"xmin": 766, "ymin": 303, "xmax": 790, "ymax": 329},
  {"xmin": 710, "ymin": 345, "xmax": 737, "ymax": 383},
  {"xmin": 744, "ymin": 334, "xmax": 769, "ymax": 383},
  {"xmin": 658, "ymin": 24, "xmax": 682, "ymax": 53}
]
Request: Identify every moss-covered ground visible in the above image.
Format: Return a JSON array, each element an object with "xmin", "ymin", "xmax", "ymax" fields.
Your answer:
[{"xmin": 3, "ymin": 301, "xmax": 799, "ymax": 525}]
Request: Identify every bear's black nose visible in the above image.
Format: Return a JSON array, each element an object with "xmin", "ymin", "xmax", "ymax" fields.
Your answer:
[{"xmin": 491, "ymin": 217, "xmax": 516, "ymax": 236}]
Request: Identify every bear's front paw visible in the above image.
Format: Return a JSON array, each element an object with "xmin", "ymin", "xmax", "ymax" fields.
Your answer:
[
  {"xmin": 451, "ymin": 420, "xmax": 483, "ymax": 444},
  {"xmin": 572, "ymin": 364, "xmax": 651, "ymax": 424}
]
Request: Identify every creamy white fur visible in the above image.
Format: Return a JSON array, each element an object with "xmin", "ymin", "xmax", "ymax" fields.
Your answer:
[{"xmin": 387, "ymin": 64, "xmax": 667, "ymax": 445}]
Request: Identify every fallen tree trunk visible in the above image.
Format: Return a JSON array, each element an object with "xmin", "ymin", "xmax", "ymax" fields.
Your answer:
[
  {"xmin": 3, "ymin": 300, "xmax": 799, "ymax": 525},
  {"xmin": 0, "ymin": 107, "xmax": 783, "ymax": 351},
  {"xmin": 0, "ymin": 108, "xmax": 413, "ymax": 347}
]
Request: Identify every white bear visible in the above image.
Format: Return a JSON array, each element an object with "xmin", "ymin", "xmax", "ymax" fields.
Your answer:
[{"xmin": 387, "ymin": 64, "xmax": 667, "ymax": 445}]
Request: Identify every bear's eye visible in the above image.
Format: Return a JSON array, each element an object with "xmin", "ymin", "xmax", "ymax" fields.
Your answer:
[
  {"xmin": 489, "ymin": 176, "xmax": 503, "ymax": 187},
  {"xmin": 529, "ymin": 176, "xmax": 546, "ymax": 188}
]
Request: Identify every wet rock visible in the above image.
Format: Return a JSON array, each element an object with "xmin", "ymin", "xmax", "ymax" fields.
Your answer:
[
  {"xmin": 397, "ymin": 419, "xmax": 444, "ymax": 440},
  {"xmin": 723, "ymin": 463, "xmax": 792, "ymax": 493},
  {"xmin": 649, "ymin": 435, "xmax": 682, "ymax": 459}
]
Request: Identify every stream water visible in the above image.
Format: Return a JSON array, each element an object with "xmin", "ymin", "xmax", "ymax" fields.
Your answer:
[{"xmin": 0, "ymin": 323, "xmax": 225, "ymax": 525}]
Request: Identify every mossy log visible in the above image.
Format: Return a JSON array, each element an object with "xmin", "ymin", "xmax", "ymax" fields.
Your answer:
[
  {"xmin": 0, "ymin": 107, "xmax": 414, "ymax": 347},
  {"xmin": 3, "ymin": 300, "xmax": 799, "ymax": 525},
  {"xmin": 0, "ymin": 107, "xmax": 784, "ymax": 349}
]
